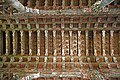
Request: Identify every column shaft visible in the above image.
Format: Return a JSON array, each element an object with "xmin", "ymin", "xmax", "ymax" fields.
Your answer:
[
  {"xmin": 88, "ymin": 0, "xmax": 91, "ymax": 7},
  {"xmin": 12, "ymin": 31, "xmax": 16, "ymax": 55},
  {"xmin": 61, "ymin": 18, "xmax": 65, "ymax": 69},
  {"xmin": 110, "ymin": 30, "xmax": 114, "ymax": 56},
  {"xmin": 53, "ymin": 30, "xmax": 56, "ymax": 68},
  {"xmin": 5, "ymin": 31, "xmax": 9, "ymax": 55},
  {"xmin": 20, "ymin": 31, "xmax": 24, "ymax": 55},
  {"xmin": 52, "ymin": 18, "xmax": 56, "ymax": 68},
  {"xmin": 53, "ymin": 0, "xmax": 56, "ymax": 8},
  {"xmin": 29, "ymin": 31, "xmax": 32, "ymax": 55},
  {"xmin": 93, "ymin": 31, "xmax": 97, "ymax": 56},
  {"xmin": 79, "ymin": 0, "xmax": 82, "ymax": 7},
  {"xmin": 85, "ymin": 30, "xmax": 89, "ymax": 56},
  {"xmin": 78, "ymin": 31, "xmax": 81, "ymax": 57},
  {"xmin": 62, "ymin": 0, "xmax": 65, "ymax": 9},
  {"xmin": 102, "ymin": 30, "xmax": 106, "ymax": 56},
  {"xmin": 70, "ymin": 18, "xmax": 74, "ymax": 68},
  {"xmin": 37, "ymin": 30, "xmax": 40, "ymax": 55},
  {"xmin": 71, "ymin": 0, "xmax": 74, "ymax": 6},
  {"xmin": 45, "ymin": 0, "xmax": 48, "ymax": 7},
  {"xmin": 45, "ymin": 29, "xmax": 48, "ymax": 56}
]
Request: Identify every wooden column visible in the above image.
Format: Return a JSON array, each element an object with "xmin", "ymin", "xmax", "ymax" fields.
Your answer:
[
  {"xmin": 53, "ymin": 18, "xmax": 56, "ymax": 68},
  {"xmin": 53, "ymin": 0, "xmax": 56, "ymax": 9},
  {"xmin": 5, "ymin": 31, "xmax": 9, "ymax": 55},
  {"xmin": 36, "ymin": 23, "xmax": 40, "ymax": 56},
  {"xmin": 12, "ymin": 30, "xmax": 16, "ymax": 55},
  {"xmin": 6, "ymin": 19, "xmax": 10, "ymax": 55},
  {"xmin": 37, "ymin": 30, "xmax": 40, "ymax": 56},
  {"xmin": 93, "ymin": 19, "xmax": 100, "ymax": 56},
  {"xmin": 78, "ymin": 22, "xmax": 83, "ymax": 68},
  {"xmin": 88, "ymin": 0, "xmax": 91, "ymax": 7},
  {"xmin": 62, "ymin": 0, "xmax": 65, "ymax": 9},
  {"xmin": 35, "ymin": 0, "xmax": 40, "ymax": 9},
  {"xmin": 78, "ymin": 31, "xmax": 82, "ymax": 57},
  {"xmin": 85, "ymin": 30, "xmax": 89, "ymax": 56},
  {"xmin": 94, "ymin": 23, "xmax": 98, "ymax": 56},
  {"xmin": 29, "ymin": 31, "xmax": 32, "ymax": 55},
  {"xmin": 110, "ymin": 30, "xmax": 114, "ymax": 56},
  {"xmin": 16, "ymin": 20, "xmax": 20, "ymax": 55},
  {"xmin": 78, "ymin": 31, "xmax": 83, "ymax": 68},
  {"xmin": 61, "ymin": 18, "xmax": 65, "ymax": 69},
  {"xmin": 20, "ymin": 30, "xmax": 24, "ymax": 55},
  {"xmin": 53, "ymin": 30, "xmax": 56, "ymax": 68},
  {"xmin": 102, "ymin": 30, "xmax": 106, "ymax": 56},
  {"xmin": 71, "ymin": 0, "xmax": 74, "ymax": 7},
  {"xmin": 70, "ymin": 30, "xmax": 74, "ymax": 68},
  {"xmin": 93, "ymin": 31, "xmax": 97, "ymax": 56},
  {"xmin": 45, "ymin": 0, "xmax": 48, "ymax": 8},
  {"xmin": 44, "ymin": 24, "xmax": 48, "ymax": 68},
  {"xmin": 79, "ymin": 0, "xmax": 82, "ymax": 7},
  {"xmin": 78, "ymin": 22, "xmax": 81, "ymax": 57},
  {"xmin": 45, "ymin": 29, "xmax": 48, "ymax": 56},
  {"xmin": 70, "ymin": 18, "xmax": 74, "ymax": 68},
  {"xmin": 102, "ymin": 26, "xmax": 110, "ymax": 69},
  {"xmin": 44, "ymin": 27, "xmax": 48, "ymax": 68}
]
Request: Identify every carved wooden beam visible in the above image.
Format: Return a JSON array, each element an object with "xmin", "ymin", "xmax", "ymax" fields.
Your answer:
[{"xmin": 4, "ymin": 0, "xmax": 39, "ymax": 14}]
